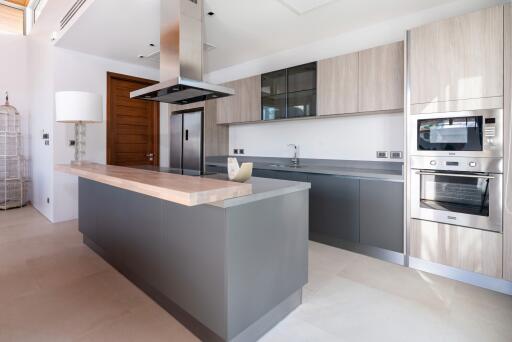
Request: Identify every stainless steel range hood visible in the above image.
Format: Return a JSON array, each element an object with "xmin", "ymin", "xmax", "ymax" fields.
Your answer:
[{"xmin": 130, "ymin": 0, "xmax": 234, "ymax": 105}]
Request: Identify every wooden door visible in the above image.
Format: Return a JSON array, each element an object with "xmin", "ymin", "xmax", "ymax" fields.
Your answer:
[
  {"xmin": 409, "ymin": 5, "xmax": 503, "ymax": 106},
  {"xmin": 107, "ymin": 72, "xmax": 159, "ymax": 166},
  {"xmin": 358, "ymin": 41, "xmax": 404, "ymax": 112},
  {"xmin": 317, "ymin": 52, "xmax": 359, "ymax": 116}
]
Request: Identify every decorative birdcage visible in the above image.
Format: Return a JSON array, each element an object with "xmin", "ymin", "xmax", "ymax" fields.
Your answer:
[{"xmin": 0, "ymin": 93, "xmax": 29, "ymax": 209}]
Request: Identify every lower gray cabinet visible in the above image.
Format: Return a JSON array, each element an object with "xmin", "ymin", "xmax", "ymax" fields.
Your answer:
[
  {"xmin": 308, "ymin": 174, "xmax": 360, "ymax": 243},
  {"xmin": 359, "ymin": 179, "xmax": 403, "ymax": 253},
  {"xmin": 206, "ymin": 165, "xmax": 227, "ymax": 174},
  {"xmin": 210, "ymin": 164, "xmax": 404, "ymax": 255},
  {"xmin": 252, "ymin": 169, "xmax": 308, "ymax": 182}
]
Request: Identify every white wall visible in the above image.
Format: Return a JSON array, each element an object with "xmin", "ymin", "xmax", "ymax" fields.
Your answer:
[
  {"xmin": 230, "ymin": 113, "xmax": 404, "ymax": 161},
  {"xmin": 0, "ymin": 35, "xmax": 30, "ymax": 161},
  {"xmin": 205, "ymin": 0, "xmax": 505, "ymax": 162},
  {"xmin": 51, "ymin": 47, "xmax": 159, "ymax": 222},
  {"xmin": 28, "ymin": 38, "xmax": 55, "ymax": 220}
]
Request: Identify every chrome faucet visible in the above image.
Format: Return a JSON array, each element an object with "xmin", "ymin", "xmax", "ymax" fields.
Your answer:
[{"xmin": 288, "ymin": 144, "xmax": 299, "ymax": 166}]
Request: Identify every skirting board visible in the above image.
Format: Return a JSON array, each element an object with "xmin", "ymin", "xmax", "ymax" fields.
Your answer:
[{"xmin": 408, "ymin": 256, "xmax": 512, "ymax": 296}]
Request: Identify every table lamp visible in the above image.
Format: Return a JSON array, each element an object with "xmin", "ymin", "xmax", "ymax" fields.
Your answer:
[{"xmin": 55, "ymin": 91, "xmax": 103, "ymax": 164}]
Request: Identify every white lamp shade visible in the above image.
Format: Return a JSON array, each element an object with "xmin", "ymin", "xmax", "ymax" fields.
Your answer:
[{"xmin": 55, "ymin": 91, "xmax": 103, "ymax": 123}]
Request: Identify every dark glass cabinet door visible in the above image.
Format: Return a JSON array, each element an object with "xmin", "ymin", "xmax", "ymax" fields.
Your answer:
[
  {"xmin": 287, "ymin": 62, "xmax": 316, "ymax": 93},
  {"xmin": 262, "ymin": 94, "xmax": 287, "ymax": 120},
  {"xmin": 261, "ymin": 62, "xmax": 317, "ymax": 120},
  {"xmin": 288, "ymin": 90, "xmax": 316, "ymax": 118},
  {"xmin": 262, "ymin": 70, "xmax": 287, "ymax": 120}
]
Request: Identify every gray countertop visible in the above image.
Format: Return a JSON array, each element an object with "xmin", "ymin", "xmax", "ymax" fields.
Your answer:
[
  {"xmin": 205, "ymin": 156, "xmax": 404, "ymax": 181},
  {"xmin": 204, "ymin": 174, "xmax": 311, "ymax": 208},
  {"xmin": 130, "ymin": 164, "xmax": 311, "ymax": 208}
]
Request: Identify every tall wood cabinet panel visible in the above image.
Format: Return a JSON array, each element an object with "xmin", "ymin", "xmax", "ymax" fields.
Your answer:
[
  {"xmin": 409, "ymin": 219, "xmax": 503, "ymax": 278},
  {"xmin": 317, "ymin": 52, "xmax": 359, "ymax": 116},
  {"xmin": 216, "ymin": 80, "xmax": 240, "ymax": 124},
  {"xmin": 503, "ymin": 2, "xmax": 512, "ymax": 282},
  {"xmin": 358, "ymin": 41, "xmax": 404, "ymax": 112},
  {"xmin": 216, "ymin": 75, "xmax": 261, "ymax": 124},
  {"xmin": 409, "ymin": 5, "xmax": 504, "ymax": 106},
  {"xmin": 239, "ymin": 75, "xmax": 262, "ymax": 122},
  {"xmin": 204, "ymin": 100, "xmax": 228, "ymax": 157}
]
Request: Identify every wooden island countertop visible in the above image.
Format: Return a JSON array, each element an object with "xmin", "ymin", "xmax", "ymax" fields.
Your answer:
[{"xmin": 55, "ymin": 163, "xmax": 252, "ymax": 206}]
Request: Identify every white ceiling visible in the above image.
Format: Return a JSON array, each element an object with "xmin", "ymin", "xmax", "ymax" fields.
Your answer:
[{"xmin": 55, "ymin": 0, "xmax": 465, "ymax": 73}]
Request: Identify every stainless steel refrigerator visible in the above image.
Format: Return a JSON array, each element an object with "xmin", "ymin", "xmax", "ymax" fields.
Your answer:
[{"xmin": 169, "ymin": 108, "xmax": 204, "ymax": 175}]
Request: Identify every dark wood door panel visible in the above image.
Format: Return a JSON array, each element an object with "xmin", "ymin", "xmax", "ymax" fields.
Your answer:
[
  {"xmin": 107, "ymin": 72, "xmax": 159, "ymax": 166},
  {"xmin": 115, "ymin": 144, "xmax": 150, "ymax": 153},
  {"xmin": 116, "ymin": 134, "xmax": 149, "ymax": 144}
]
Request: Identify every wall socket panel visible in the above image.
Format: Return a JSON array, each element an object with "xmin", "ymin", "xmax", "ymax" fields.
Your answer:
[
  {"xmin": 390, "ymin": 151, "xmax": 403, "ymax": 159},
  {"xmin": 376, "ymin": 151, "xmax": 389, "ymax": 159}
]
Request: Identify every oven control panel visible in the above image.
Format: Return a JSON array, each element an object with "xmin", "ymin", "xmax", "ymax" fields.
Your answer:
[{"xmin": 410, "ymin": 156, "xmax": 503, "ymax": 173}]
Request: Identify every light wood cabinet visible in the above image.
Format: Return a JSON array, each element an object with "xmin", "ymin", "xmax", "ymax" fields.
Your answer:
[
  {"xmin": 358, "ymin": 41, "xmax": 404, "ymax": 112},
  {"xmin": 216, "ymin": 75, "xmax": 261, "ymax": 124},
  {"xmin": 216, "ymin": 80, "xmax": 239, "ymax": 124},
  {"xmin": 204, "ymin": 100, "xmax": 228, "ymax": 157},
  {"xmin": 409, "ymin": 219, "xmax": 502, "ymax": 278},
  {"xmin": 409, "ymin": 5, "xmax": 504, "ymax": 107},
  {"xmin": 317, "ymin": 52, "xmax": 359, "ymax": 116},
  {"xmin": 503, "ymin": 3, "xmax": 512, "ymax": 282}
]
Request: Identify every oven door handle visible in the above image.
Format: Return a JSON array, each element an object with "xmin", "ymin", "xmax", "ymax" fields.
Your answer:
[{"xmin": 415, "ymin": 171, "xmax": 495, "ymax": 179}]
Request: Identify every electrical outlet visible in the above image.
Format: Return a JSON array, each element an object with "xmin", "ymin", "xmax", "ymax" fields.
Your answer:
[
  {"xmin": 42, "ymin": 133, "xmax": 49, "ymax": 139},
  {"xmin": 390, "ymin": 151, "xmax": 403, "ymax": 159},
  {"xmin": 239, "ymin": 149, "xmax": 244, "ymax": 155},
  {"xmin": 69, "ymin": 140, "xmax": 76, "ymax": 146},
  {"xmin": 376, "ymin": 151, "xmax": 389, "ymax": 159},
  {"xmin": 233, "ymin": 149, "xmax": 239, "ymax": 154},
  {"xmin": 44, "ymin": 140, "xmax": 50, "ymax": 146}
]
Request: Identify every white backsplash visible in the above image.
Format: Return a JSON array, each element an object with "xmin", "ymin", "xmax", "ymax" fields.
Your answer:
[{"xmin": 229, "ymin": 113, "xmax": 404, "ymax": 161}]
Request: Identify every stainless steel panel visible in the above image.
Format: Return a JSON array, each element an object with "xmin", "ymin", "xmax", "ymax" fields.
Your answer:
[
  {"xmin": 410, "ymin": 156, "xmax": 503, "ymax": 173},
  {"xmin": 170, "ymin": 114, "xmax": 183, "ymax": 170},
  {"xmin": 410, "ymin": 169, "xmax": 503, "ymax": 232},
  {"xmin": 408, "ymin": 109, "xmax": 503, "ymax": 158},
  {"xmin": 182, "ymin": 111, "xmax": 203, "ymax": 175}
]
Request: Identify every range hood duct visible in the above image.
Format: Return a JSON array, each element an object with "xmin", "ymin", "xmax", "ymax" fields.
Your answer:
[{"xmin": 130, "ymin": 0, "xmax": 234, "ymax": 105}]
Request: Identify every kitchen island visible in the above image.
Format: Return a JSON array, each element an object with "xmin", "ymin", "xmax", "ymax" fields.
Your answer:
[{"xmin": 56, "ymin": 163, "xmax": 310, "ymax": 342}]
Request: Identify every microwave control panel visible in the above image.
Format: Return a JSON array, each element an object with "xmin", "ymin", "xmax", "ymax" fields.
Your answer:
[{"xmin": 484, "ymin": 117, "xmax": 496, "ymax": 146}]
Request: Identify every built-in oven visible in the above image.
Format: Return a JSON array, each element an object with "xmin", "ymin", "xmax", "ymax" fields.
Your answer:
[
  {"xmin": 410, "ymin": 156, "xmax": 503, "ymax": 232},
  {"xmin": 409, "ymin": 109, "xmax": 503, "ymax": 158}
]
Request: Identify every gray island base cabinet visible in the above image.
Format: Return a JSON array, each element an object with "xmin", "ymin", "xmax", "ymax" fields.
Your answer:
[{"xmin": 78, "ymin": 177, "xmax": 309, "ymax": 342}]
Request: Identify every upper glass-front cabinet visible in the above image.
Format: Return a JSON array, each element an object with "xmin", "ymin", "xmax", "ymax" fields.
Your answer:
[{"xmin": 261, "ymin": 62, "xmax": 317, "ymax": 120}]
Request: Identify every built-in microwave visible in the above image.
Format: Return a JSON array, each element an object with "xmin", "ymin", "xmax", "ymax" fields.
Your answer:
[{"xmin": 409, "ymin": 109, "xmax": 503, "ymax": 158}]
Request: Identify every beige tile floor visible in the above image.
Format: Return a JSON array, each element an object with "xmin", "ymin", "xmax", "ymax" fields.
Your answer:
[{"xmin": 1, "ymin": 206, "xmax": 511, "ymax": 342}]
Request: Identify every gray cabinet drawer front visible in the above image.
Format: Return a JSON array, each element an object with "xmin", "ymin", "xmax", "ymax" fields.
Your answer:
[
  {"xmin": 360, "ymin": 179, "xmax": 403, "ymax": 253},
  {"xmin": 309, "ymin": 174, "xmax": 360, "ymax": 243}
]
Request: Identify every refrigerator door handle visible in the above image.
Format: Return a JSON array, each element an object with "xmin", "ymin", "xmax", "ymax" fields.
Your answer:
[{"xmin": 185, "ymin": 129, "xmax": 189, "ymax": 141}]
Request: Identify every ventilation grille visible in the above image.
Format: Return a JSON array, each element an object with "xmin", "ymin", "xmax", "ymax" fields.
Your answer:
[{"xmin": 60, "ymin": 0, "xmax": 87, "ymax": 30}]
